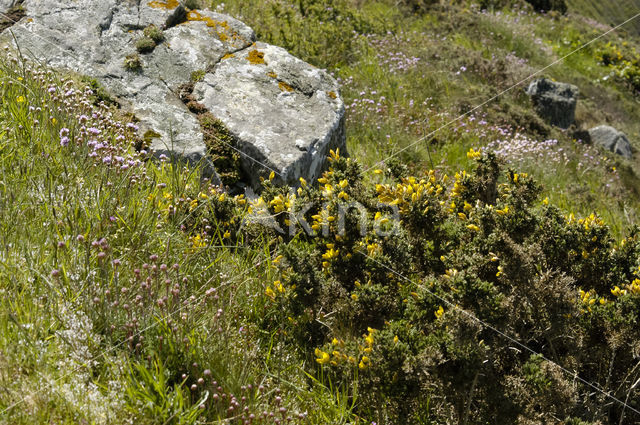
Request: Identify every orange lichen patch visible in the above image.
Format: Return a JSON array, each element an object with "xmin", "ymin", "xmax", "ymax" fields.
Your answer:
[
  {"xmin": 221, "ymin": 53, "xmax": 235, "ymax": 60},
  {"xmin": 327, "ymin": 91, "xmax": 337, "ymax": 99},
  {"xmin": 148, "ymin": 0, "xmax": 179, "ymax": 9},
  {"xmin": 247, "ymin": 49, "xmax": 265, "ymax": 65},
  {"xmin": 278, "ymin": 81, "xmax": 294, "ymax": 92},
  {"xmin": 266, "ymin": 71, "xmax": 278, "ymax": 78},
  {"xmin": 187, "ymin": 10, "xmax": 224, "ymax": 28},
  {"xmin": 186, "ymin": 10, "xmax": 236, "ymax": 43}
]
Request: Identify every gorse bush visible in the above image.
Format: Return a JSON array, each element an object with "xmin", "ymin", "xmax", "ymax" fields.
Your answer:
[
  {"xmin": 243, "ymin": 150, "xmax": 640, "ymax": 423},
  {"xmin": 595, "ymin": 41, "xmax": 640, "ymax": 94}
]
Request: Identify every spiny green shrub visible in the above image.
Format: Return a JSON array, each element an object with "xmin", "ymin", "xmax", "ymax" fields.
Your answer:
[
  {"xmin": 596, "ymin": 42, "xmax": 640, "ymax": 94},
  {"xmin": 393, "ymin": 0, "xmax": 439, "ymax": 14},
  {"xmin": 244, "ymin": 150, "xmax": 640, "ymax": 424}
]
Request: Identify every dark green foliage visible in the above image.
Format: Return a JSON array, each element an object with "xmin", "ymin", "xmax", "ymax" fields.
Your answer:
[
  {"xmin": 395, "ymin": 0, "xmax": 439, "ymax": 14},
  {"xmin": 255, "ymin": 154, "xmax": 640, "ymax": 424},
  {"xmin": 525, "ymin": 0, "xmax": 568, "ymax": 13}
]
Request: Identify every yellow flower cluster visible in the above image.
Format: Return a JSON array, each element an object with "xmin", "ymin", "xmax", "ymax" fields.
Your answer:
[
  {"xmin": 466, "ymin": 148, "xmax": 482, "ymax": 160},
  {"xmin": 611, "ymin": 265, "xmax": 640, "ymax": 297},
  {"xmin": 376, "ymin": 171, "xmax": 445, "ymax": 215},
  {"xmin": 269, "ymin": 193, "xmax": 292, "ymax": 213},
  {"xmin": 315, "ymin": 338, "xmax": 353, "ymax": 366},
  {"xmin": 434, "ymin": 305, "xmax": 444, "ymax": 319},
  {"xmin": 190, "ymin": 233, "xmax": 206, "ymax": 250},
  {"xmin": 451, "ymin": 171, "xmax": 467, "ymax": 199},
  {"xmin": 265, "ymin": 280, "xmax": 286, "ymax": 300},
  {"xmin": 596, "ymin": 42, "xmax": 624, "ymax": 64},
  {"xmin": 577, "ymin": 213, "xmax": 605, "ymax": 230},
  {"xmin": 314, "ymin": 328, "xmax": 377, "ymax": 370},
  {"xmin": 579, "ymin": 288, "xmax": 606, "ymax": 313},
  {"xmin": 314, "ymin": 348, "xmax": 331, "ymax": 364},
  {"xmin": 359, "ymin": 327, "xmax": 377, "ymax": 369},
  {"xmin": 321, "ymin": 243, "xmax": 340, "ymax": 268}
]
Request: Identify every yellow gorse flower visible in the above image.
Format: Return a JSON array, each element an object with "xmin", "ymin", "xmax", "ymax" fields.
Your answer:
[
  {"xmin": 265, "ymin": 286, "xmax": 275, "ymax": 299},
  {"xmin": 466, "ymin": 148, "xmax": 481, "ymax": 160},
  {"xmin": 315, "ymin": 348, "xmax": 330, "ymax": 365},
  {"xmin": 496, "ymin": 206, "xmax": 509, "ymax": 216}
]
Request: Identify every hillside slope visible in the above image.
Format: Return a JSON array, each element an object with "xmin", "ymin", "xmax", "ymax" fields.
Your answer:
[
  {"xmin": 567, "ymin": 0, "xmax": 640, "ymax": 35},
  {"xmin": 3, "ymin": 1, "xmax": 640, "ymax": 424}
]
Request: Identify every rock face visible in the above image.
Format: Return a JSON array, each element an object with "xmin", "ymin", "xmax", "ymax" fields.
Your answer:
[
  {"xmin": 0, "ymin": 0, "xmax": 345, "ymax": 188},
  {"xmin": 0, "ymin": 0, "xmax": 18, "ymax": 9},
  {"xmin": 526, "ymin": 78, "xmax": 578, "ymax": 129},
  {"xmin": 588, "ymin": 125, "xmax": 632, "ymax": 158},
  {"xmin": 193, "ymin": 42, "xmax": 345, "ymax": 188}
]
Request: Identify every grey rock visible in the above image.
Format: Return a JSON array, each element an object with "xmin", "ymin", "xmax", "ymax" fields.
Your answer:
[
  {"xmin": 526, "ymin": 78, "xmax": 578, "ymax": 129},
  {"xmin": 193, "ymin": 42, "xmax": 345, "ymax": 187},
  {"xmin": 0, "ymin": 0, "xmax": 18, "ymax": 10},
  {"xmin": 0, "ymin": 0, "xmax": 345, "ymax": 188},
  {"xmin": 588, "ymin": 125, "xmax": 632, "ymax": 158}
]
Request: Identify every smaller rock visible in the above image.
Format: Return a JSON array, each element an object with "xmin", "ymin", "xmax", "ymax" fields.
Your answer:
[
  {"xmin": 526, "ymin": 78, "xmax": 578, "ymax": 129},
  {"xmin": 588, "ymin": 125, "xmax": 632, "ymax": 158}
]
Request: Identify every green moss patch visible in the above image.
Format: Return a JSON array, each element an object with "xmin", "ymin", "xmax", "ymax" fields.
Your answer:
[{"xmin": 178, "ymin": 82, "xmax": 245, "ymax": 186}]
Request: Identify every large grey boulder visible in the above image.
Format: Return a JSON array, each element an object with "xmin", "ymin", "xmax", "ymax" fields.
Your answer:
[
  {"xmin": 526, "ymin": 78, "xmax": 578, "ymax": 129},
  {"xmin": 0, "ymin": 0, "xmax": 345, "ymax": 188},
  {"xmin": 588, "ymin": 125, "xmax": 632, "ymax": 158},
  {"xmin": 193, "ymin": 42, "xmax": 345, "ymax": 188}
]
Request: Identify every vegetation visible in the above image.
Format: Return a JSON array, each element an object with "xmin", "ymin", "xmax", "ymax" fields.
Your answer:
[
  {"xmin": 136, "ymin": 36, "xmax": 157, "ymax": 54},
  {"xmin": 3, "ymin": 0, "xmax": 640, "ymax": 424},
  {"xmin": 123, "ymin": 53, "xmax": 143, "ymax": 71},
  {"xmin": 143, "ymin": 24, "xmax": 165, "ymax": 44}
]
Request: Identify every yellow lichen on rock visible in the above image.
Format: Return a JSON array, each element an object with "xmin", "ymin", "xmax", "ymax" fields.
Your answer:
[
  {"xmin": 187, "ymin": 10, "xmax": 217, "ymax": 27},
  {"xmin": 148, "ymin": 0, "xmax": 179, "ymax": 9},
  {"xmin": 278, "ymin": 81, "xmax": 294, "ymax": 92},
  {"xmin": 221, "ymin": 53, "xmax": 235, "ymax": 60},
  {"xmin": 247, "ymin": 49, "xmax": 265, "ymax": 65},
  {"xmin": 327, "ymin": 91, "xmax": 337, "ymax": 99},
  {"xmin": 267, "ymin": 71, "xmax": 278, "ymax": 78},
  {"xmin": 186, "ymin": 10, "xmax": 234, "ymax": 42}
]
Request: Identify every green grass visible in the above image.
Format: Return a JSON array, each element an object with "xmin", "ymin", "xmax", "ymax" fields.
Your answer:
[{"xmin": 567, "ymin": 0, "xmax": 640, "ymax": 35}]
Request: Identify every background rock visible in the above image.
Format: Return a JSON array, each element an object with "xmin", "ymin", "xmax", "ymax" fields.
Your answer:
[
  {"xmin": 0, "ymin": 0, "xmax": 345, "ymax": 188},
  {"xmin": 526, "ymin": 78, "xmax": 578, "ymax": 129},
  {"xmin": 588, "ymin": 125, "xmax": 632, "ymax": 158}
]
